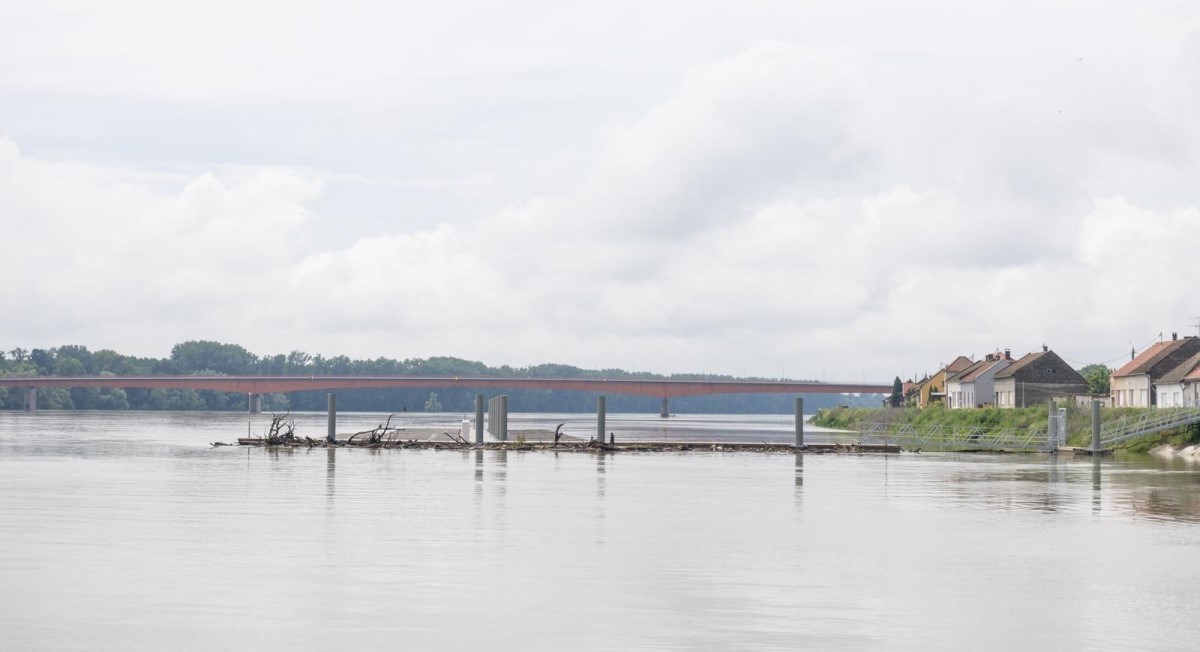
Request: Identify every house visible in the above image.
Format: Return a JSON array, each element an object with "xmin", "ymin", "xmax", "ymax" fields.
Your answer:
[
  {"xmin": 917, "ymin": 356, "xmax": 974, "ymax": 408},
  {"xmin": 946, "ymin": 359, "xmax": 986, "ymax": 409},
  {"xmin": 1111, "ymin": 334, "xmax": 1200, "ymax": 407},
  {"xmin": 993, "ymin": 347, "xmax": 1087, "ymax": 408},
  {"xmin": 946, "ymin": 352, "xmax": 1013, "ymax": 409},
  {"xmin": 1151, "ymin": 350, "xmax": 1200, "ymax": 408}
]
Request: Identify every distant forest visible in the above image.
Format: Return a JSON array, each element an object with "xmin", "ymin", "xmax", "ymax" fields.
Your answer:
[{"xmin": 0, "ymin": 341, "xmax": 882, "ymax": 414}]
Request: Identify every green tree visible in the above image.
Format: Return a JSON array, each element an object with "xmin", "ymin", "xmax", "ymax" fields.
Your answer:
[
  {"xmin": 171, "ymin": 341, "xmax": 258, "ymax": 375},
  {"xmin": 889, "ymin": 376, "xmax": 903, "ymax": 408},
  {"xmin": 1079, "ymin": 364, "xmax": 1111, "ymax": 396},
  {"xmin": 424, "ymin": 392, "xmax": 443, "ymax": 412}
]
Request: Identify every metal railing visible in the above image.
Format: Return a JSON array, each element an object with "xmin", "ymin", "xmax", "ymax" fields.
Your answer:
[
  {"xmin": 1099, "ymin": 406, "xmax": 1200, "ymax": 449},
  {"xmin": 858, "ymin": 422, "xmax": 1050, "ymax": 452}
]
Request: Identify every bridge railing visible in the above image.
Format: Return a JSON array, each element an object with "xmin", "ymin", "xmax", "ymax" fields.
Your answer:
[
  {"xmin": 858, "ymin": 422, "xmax": 1050, "ymax": 452},
  {"xmin": 1099, "ymin": 406, "xmax": 1200, "ymax": 449}
]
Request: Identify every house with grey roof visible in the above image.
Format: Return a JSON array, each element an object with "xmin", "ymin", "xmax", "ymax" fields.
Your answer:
[
  {"xmin": 946, "ymin": 352, "xmax": 1013, "ymax": 409},
  {"xmin": 993, "ymin": 347, "xmax": 1086, "ymax": 408},
  {"xmin": 1151, "ymin": 350, "xmax": 1200, "ymax": 408}
]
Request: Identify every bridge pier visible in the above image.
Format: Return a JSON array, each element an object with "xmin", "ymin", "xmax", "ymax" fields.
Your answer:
[
  {"xmin": 248, "ymin": 393, "xmax": 262, "ymax": 414},
  {"xmin": 795, "ymin": 397, "xmax": 804, "ymax": 447},
  {"xmin": 660, "ymin": 397, "xmax": 669, "ymax": 418},
  {"xmin": 24, "ymin": 388, "xmax": 37, "ymax": 412},
  {"xmin": 598, "ymin": 395, "xmax": 606, "ymax": 444},
  {"xmin": 327, "ymin": 393, "xmax": 337, "ymax": 443}
]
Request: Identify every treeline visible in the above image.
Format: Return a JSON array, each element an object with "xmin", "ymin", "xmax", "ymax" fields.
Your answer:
[{"xmin": 0, "ymin": 341, "xmax": 881, "ymax": 413}]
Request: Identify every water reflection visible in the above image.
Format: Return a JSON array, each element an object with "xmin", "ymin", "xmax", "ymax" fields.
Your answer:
[
  {"xmin": 595, "ymin": 452, "xmax": 607, "ymax": 545},
  {"xmin": 492, "ymin": 449, "xmax": 507, "ymax": 499},
  {"xmin": 596, "ymin": 452, "xmax": 607, "ymax": 498},
  {"xmin": 1092, "ymin": 457, "xmax": 1102, "ymax": 514},
  {"xmin": 326, "ymin": 446, "xmax": 336, "ymax": 505},
  {"xmin": 793, "ymin": 452, "xmax": 803, "ymax": 488}
]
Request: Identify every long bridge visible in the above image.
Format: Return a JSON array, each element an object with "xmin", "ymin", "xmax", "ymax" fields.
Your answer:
[{"xmin": 6, "ymin": 375, "xmax": 890, "ymax": 415}]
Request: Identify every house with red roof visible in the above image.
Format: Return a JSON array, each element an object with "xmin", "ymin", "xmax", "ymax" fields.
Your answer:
[
  {"xmin": 915, "ymin": 355, "xmax": 974, "ymax": 408},
  {"xmin": 1110, "ymin": 334, "xmax": 1200, "ymax": 407}
]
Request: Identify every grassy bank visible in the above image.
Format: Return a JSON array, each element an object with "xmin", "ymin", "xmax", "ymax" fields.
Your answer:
[{"xmin": 813, "ymin": 404, "xmax": 1200, "ymax": 450}]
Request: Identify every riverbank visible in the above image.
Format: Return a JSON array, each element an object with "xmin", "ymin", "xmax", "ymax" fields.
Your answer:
[{"xmin": 813, "ymin": 405, "xmax": 1200, "ymax": 451}]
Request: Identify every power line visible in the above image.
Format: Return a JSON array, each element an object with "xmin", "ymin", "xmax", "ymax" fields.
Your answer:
[{"xmin": 1059, "ymin": 333, "xmax": 1166, "ymax": 368}]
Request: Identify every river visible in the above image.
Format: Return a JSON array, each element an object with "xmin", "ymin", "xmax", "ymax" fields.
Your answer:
[{"xmin": 2, "ymin": 411, "xmax": 1199, "ymax": 650}]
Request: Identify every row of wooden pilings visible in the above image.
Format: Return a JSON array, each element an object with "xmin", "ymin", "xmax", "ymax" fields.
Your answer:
[{"xmin": 317, "ymin": 393, "xmax": 811, "ymax": 447}]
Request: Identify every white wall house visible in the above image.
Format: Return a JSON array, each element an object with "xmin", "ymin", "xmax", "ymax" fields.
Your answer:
[
  {"xmin": 1152, "ymin": 352, "xmax": 1200, "ymax": 408},
  {"xmin": 1111, "ymin": 336, "xmax": 1200, "ymax": 407},
  {"xmin": 946, "ymin": 359, "xmax": 983, "ymax": 409},
  {"xmin": 1111, "ymin": 374, "xmax": 1152, "ymax": 408},
  {"xmin": 947, "ymin": 354, "xmax": 1011, "ymax": 409}
]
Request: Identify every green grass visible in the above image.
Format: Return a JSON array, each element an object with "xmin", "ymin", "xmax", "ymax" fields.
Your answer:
[{"xmin": 813, "ymin": 404, "xmax": 1197, "ymax": 449}]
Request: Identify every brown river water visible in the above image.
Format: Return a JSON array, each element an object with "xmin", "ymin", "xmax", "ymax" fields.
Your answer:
[{"xmin": 2, "ymin": 411, "xmax": 1199, "ymax": 650}]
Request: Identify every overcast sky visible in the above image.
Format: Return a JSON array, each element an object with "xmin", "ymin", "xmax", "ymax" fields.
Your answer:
[{"xmin": 3, "ymin": 1, "xmax": 1200, "ymax": 381}]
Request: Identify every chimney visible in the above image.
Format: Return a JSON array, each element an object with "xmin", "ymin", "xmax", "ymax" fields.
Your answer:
[
  {"xmin": 1173, "ymin": 332, "xmax": 1178, "ymax": 341},
  {"xmin": 1132, "ymin": 347, "xmax": 1136, "ymax": 361},
  {"xmin": 1004, "ymin": 348, "xmax": 1011, "ymax": 359},
  {"xmin": 1042, "ymin": 344, "xmax": 1048, "ymax": 352}
]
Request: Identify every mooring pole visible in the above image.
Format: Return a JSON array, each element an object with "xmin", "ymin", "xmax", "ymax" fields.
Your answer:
[
  {"xmin": 498, "ymin": 395, "xmax": 508, "ymax": 441},
  {"xmin": 1048, "ymin": 399, "xmax": 1058, "ymax": 448},
  {"xmin": 475, "ymin": 394, "xmax": 484, "ymax": 444},
  {"xmin": 597, "ymin": 395, "xmax": 607, "ymax": 444},
  {"xmin": 327, "ymin": 393, "xmax": 337, "ymax": 444},
  {"xmin": 660, "ymin": 397, "xmax": 669, "ymax": 418},
  {"xmin": 1090, "ymin": 399, "xmax": 1101, "ymax": 452},
  {"xmin": 795, "ymin": 397, "xmax": 805, "ymax": 448}
]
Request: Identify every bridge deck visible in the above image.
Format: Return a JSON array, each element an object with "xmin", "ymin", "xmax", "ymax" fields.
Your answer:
[{"xmin": 2, "ymin": 375, "xmax": 890, "ymax": 398}]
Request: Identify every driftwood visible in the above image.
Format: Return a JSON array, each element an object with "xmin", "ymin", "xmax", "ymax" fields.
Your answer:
[{"xmin": 346, "ymin": 413, "xmax": 403, "ymax": 446}]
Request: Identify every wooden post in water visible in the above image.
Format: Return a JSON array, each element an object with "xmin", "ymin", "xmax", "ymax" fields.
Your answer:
[
  {"xmin": 475, "ymin": 394, "xmax": 484, "ymax": 444},
  {"xmin": 795, "ymin": 397, "xmax": 804, "ymax": 448},
  {"xmin": 327, "ymin": 393, "xmax": 337, "ymax": 444},
  {"xmin": 1091, "ymin": 399, "xmax": 1101, "ymax": 452},
  {"xmin": 597, "ymin": 395, "xmax": 607, "ymax": 444}
]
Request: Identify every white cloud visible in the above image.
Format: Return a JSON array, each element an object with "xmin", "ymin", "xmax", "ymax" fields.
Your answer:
[{"xmin": 3, "ymin": 3, "xmax": 1200, "ymax": 380}]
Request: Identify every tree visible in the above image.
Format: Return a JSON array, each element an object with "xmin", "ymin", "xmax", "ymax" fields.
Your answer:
[
  {"xmin": 171, "ymin": 341, "xmax": 257, "ymax": 375},
  {"xmin": 889, "ymin": 376, "xmax": 903, "ymax": 408},
  {"xmin": 424, "ymin": 392, "xmax": 443, "ymax": 412},
  {"xmin": 30, "ymin": 349, "xmax": 54, "ymax": 374},
  {"xmin": 1079, "ymin": 364, "xmax": 1111, "ymax": 396}
]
